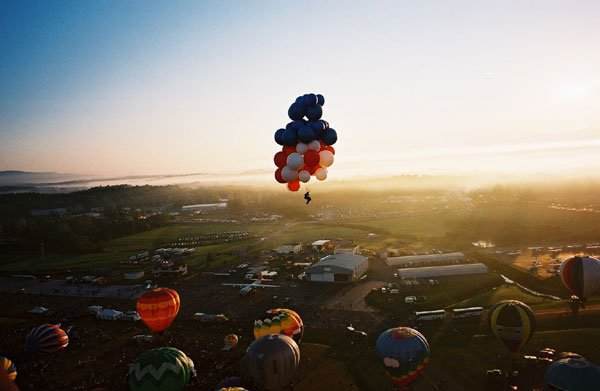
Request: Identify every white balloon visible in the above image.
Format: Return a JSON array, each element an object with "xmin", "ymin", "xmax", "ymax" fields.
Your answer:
[
  {"xmin": 319, "ymin": 150, "xmax": 334, "ymax": 167},
  {"xmin": 296, "ymin": 143, "xmax": 309, "ymax": 154},
  {"xmin": 298, "ymin": 170, "xmax": 311, "ymax": 183},
  {"xmin": 282, "ymin": 166, "xmax": 298, "ymax": 182},
  {"xmin": 308, "ymin": 140, "xmax": 321, "ymax": 151},
  {"xmin": 286, "ymin": 152, "xmax": 304, "ymax": 170},
  {"xmin": 315, "ymin": 167, "xmax": 328, "ymax": 181}
]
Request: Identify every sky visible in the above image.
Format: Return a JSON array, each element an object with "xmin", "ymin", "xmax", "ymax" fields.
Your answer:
[{"xmin": 1, "ymin": 0, "xmax": 600, "ymax": 179}]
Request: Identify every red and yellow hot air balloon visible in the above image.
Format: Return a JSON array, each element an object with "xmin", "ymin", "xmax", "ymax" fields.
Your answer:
[
  {"xmin": 254, "ymin": 308, "xmax": 304, "ymax": 343},
  {"xmin": 137, "ymin": 288, "xmax": 180, "ymax": 333}
]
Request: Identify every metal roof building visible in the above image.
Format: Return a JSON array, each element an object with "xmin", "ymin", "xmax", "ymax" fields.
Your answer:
[
  {"xmin": 385, "ymin": 252, "xmax": 465, "ymax": 267},
  {"xmin": 306, "ymin": 253, "xmax": 369, "ymax": 283},
  {"xmin": 396, "ymin": 263, "xmax": 488, "ymax": 279}
]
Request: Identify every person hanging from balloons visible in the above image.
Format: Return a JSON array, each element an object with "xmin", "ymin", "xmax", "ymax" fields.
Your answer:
[
  {"xmin": 273, "ymin": 93, "xmax": 337, "ymax": 202},
  {"xmin": 304, "ymin": 191, "xmax": 311, "ymax": 205}
]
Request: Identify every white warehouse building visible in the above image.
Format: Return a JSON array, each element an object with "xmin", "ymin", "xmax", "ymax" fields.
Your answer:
[
  {"xmin": 306, "ymin": 253, "xmax": 369, "ymax": 283},
  {"xmin": 385, "ymin": 252, "xmax": 465, "ymax": 267},
  {"xmin": 397, "ymin": 263, "xmax": 488, "ymax": 279}
]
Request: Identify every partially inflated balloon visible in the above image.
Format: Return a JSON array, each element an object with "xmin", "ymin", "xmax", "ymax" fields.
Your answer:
[
  {"xmin": 128, "ymin": 347, "xmax": 195, "ymax": 391},
  {"xmin": 287, "ymin": 180, "xmax": 300, "ymax": 192},
  {"xmin": 25, "ymin": 324, "xmax": 69, "ymax": 353},
  {"xmin": 137, "ymin": 288, "xmax": 180, "ymax": 333},
  {"xmin": 315, "ymin": 167, "xmax": 328, "ymax": 181},
  {"xmin": 488, "ymin": 300, "xmax": 535, "ymax": 353}
]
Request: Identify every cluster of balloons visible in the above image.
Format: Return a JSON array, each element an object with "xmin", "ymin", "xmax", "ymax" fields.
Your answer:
[{"xmin": 273, "ymin": 93, "xmax": 338, "ymax": 191}]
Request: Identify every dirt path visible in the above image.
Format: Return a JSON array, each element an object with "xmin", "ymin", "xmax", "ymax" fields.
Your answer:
[{"xmin": 323, "ymin": 281, "xmax": 384, "ymax": 312}]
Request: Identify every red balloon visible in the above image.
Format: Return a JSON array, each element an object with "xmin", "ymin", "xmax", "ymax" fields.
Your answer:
[
  {"xmin": 274, "ymin": 152, "xmax": 287, "ymax": 168},
  {"xmin": 287, "ymin": 180, "xmax": 300, "ymax": 192},
  {"xmin": 325, "ymin": 145, "xmax": 335, "ymax": 154},
  {"xmin": 304, "ymin": 150, "xmax": 319, "ymax": 166},
  {"xmin": 306, "ymin": 165, "xmax": 319, "ymax": 175},
  {"xmin": 275, "ymin": 168, "xmax": 285, "ymax": 183},
  {"xmin": 282, "ymin": 145, "xmax": 296, "ymax": 154}
]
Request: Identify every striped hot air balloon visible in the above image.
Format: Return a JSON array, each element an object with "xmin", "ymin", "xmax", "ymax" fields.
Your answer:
[
  {"xmin": 560, "ymin": 256, "xmax": 600, "ymax": 301},
  {"xmin": 128, "ymin": 347, "xmax": 195, "ymax": 391},
  {"xmin": 137, "ymin": 288, "xmax": 180, "ymax": 333},
  {"xmin": 488, "ymin": 300, "xmax": 535, "ymax": 353},
  {"xmin": 375, "ymin": 327, "xmax": 430, "ymax": 387},
  {"xmin": 0, "ymin": 356, "xmax": 16, "ymax": 382},
  {"xmin": 24, "ymin": 324, "xmax": 69, "ymax": 353},
  {"xmin": 254, "ymin": 308, "xmax": 303, "ymax": 343}
]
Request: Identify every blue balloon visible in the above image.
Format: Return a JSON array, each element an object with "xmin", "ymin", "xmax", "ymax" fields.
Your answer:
[
  {"xmin": 322, "ymin": 128, "xmax": 337, "ymax": 145},
  {"xmin": 282, "ymin": 128, "xmax": 298, "ymax": 146},
  {"xmin": 297, "ymin": 124, "xmax": 316, "ymax": 143},
  {"xmin": 305, "ymin": 105, "xmax": 323, "ymax": 121},
  {"xmin": 316, "ymin": 94, "xmax": 325, "ymax": 106},
  {"xmin": 288, "ymin": 103, "xmax": 304, "ymax": 121},
  {"xmin": 274, "ymin": 129, "xmax": 285, "ymax": 145},
  {"xmin": 308, "ymin": 120, "xmax": 326, "ymax": 132},
  {"xmin": 303, "ymin": 93, "xmax": 318, "ymax": 106}
]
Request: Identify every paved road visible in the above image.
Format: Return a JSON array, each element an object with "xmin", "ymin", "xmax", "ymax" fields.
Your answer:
[
  {"xmin": 0, "ymin": 277, "xmax": 146, "ymax": 299},
  {"xmin": 322, "ymin": 280, "xmax": 384, "ymax": 312}
]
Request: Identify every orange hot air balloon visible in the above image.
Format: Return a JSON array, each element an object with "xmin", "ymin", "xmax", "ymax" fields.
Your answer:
[{"xmin": 137, "ymin": 288, "xmax": 180, "ymax": 333}]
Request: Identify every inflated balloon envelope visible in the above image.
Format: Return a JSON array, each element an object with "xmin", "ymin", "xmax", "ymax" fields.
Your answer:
[
  {"xmin": 544, "ymin": 357, "xmax": 600, "ymax": 391},
  {"xmin": 273, "ymin": 93, "xmax": 338, "ymax": 192}
]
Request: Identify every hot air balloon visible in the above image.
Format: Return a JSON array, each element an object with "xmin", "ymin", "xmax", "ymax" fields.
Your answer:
[
  {"xmin": 217, "ymin": 388, "xmax": 248, "ymax": 391},
  {"xmin": 544, "ymin": 357, "xmax": 600, "ymax": 391},
  {"xmin": 241, "ymin": 334, "xmax": 300, "ymax": 391},
  {"xmin": 215, "ymin": 376, "xmax": 245, "ymax": 390},
  {"xmin": 488, "ymin": 300, "xmax": 535, "ymax": 353},
  {"xmin": 128, "ymin": 347, "xmax": 195, "ymax": 391},
  {"xmin": 560, "ymin": 255, "xmax": 600, "ymax": 301},
  {"xmin": 25, "ymin": 324, "xmax": 69, "ymax": 353},
  {"xmin": 223, "ymin": 334, "xmax": 239, "ymax": 351},
  {"xmin": 254, "ymin": 308, "xmax": 304, "ymax": 343},
  {"xmin": 0, "ymin": 356, "xmax": 16, "ymax": 382},
  {"xmin": 137, "ymin": 287, "xmax": 180, "ymax": 333},
  {"xmin": 375, "ymin": 327, "xmax": 430, "ymax": 388}
]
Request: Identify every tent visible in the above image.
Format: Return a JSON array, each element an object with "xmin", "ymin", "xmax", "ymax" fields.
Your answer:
[{"xmin": 97, "ymin": 309, "xmax": 123, "ymax": 320}]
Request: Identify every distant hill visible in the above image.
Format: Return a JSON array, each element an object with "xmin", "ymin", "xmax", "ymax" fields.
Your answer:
[{"xmin": 0, "ymin": 170, "xmax": 79, "ymax": 186}]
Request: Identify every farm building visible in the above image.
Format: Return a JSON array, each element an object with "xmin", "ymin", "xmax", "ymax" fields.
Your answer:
[
  {"xmin": 396, "ymin": 263, "xmax": 488, "ymax": 279},
  {"xmin": 385, "ymin": 252, "xmax": 465, "ymax": 267},
  {"xmin": 312, "ymin": 240, "xmax": 335, "ymax": 252},
  {"xmin": 306, "ymin": 253, "xmax": 368, "ymax": 283}
]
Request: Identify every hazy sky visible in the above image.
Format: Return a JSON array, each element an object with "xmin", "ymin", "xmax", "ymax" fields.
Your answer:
[{"xmin": 1, "ymin": 0, "xmax": 600, "ymax": 178}]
